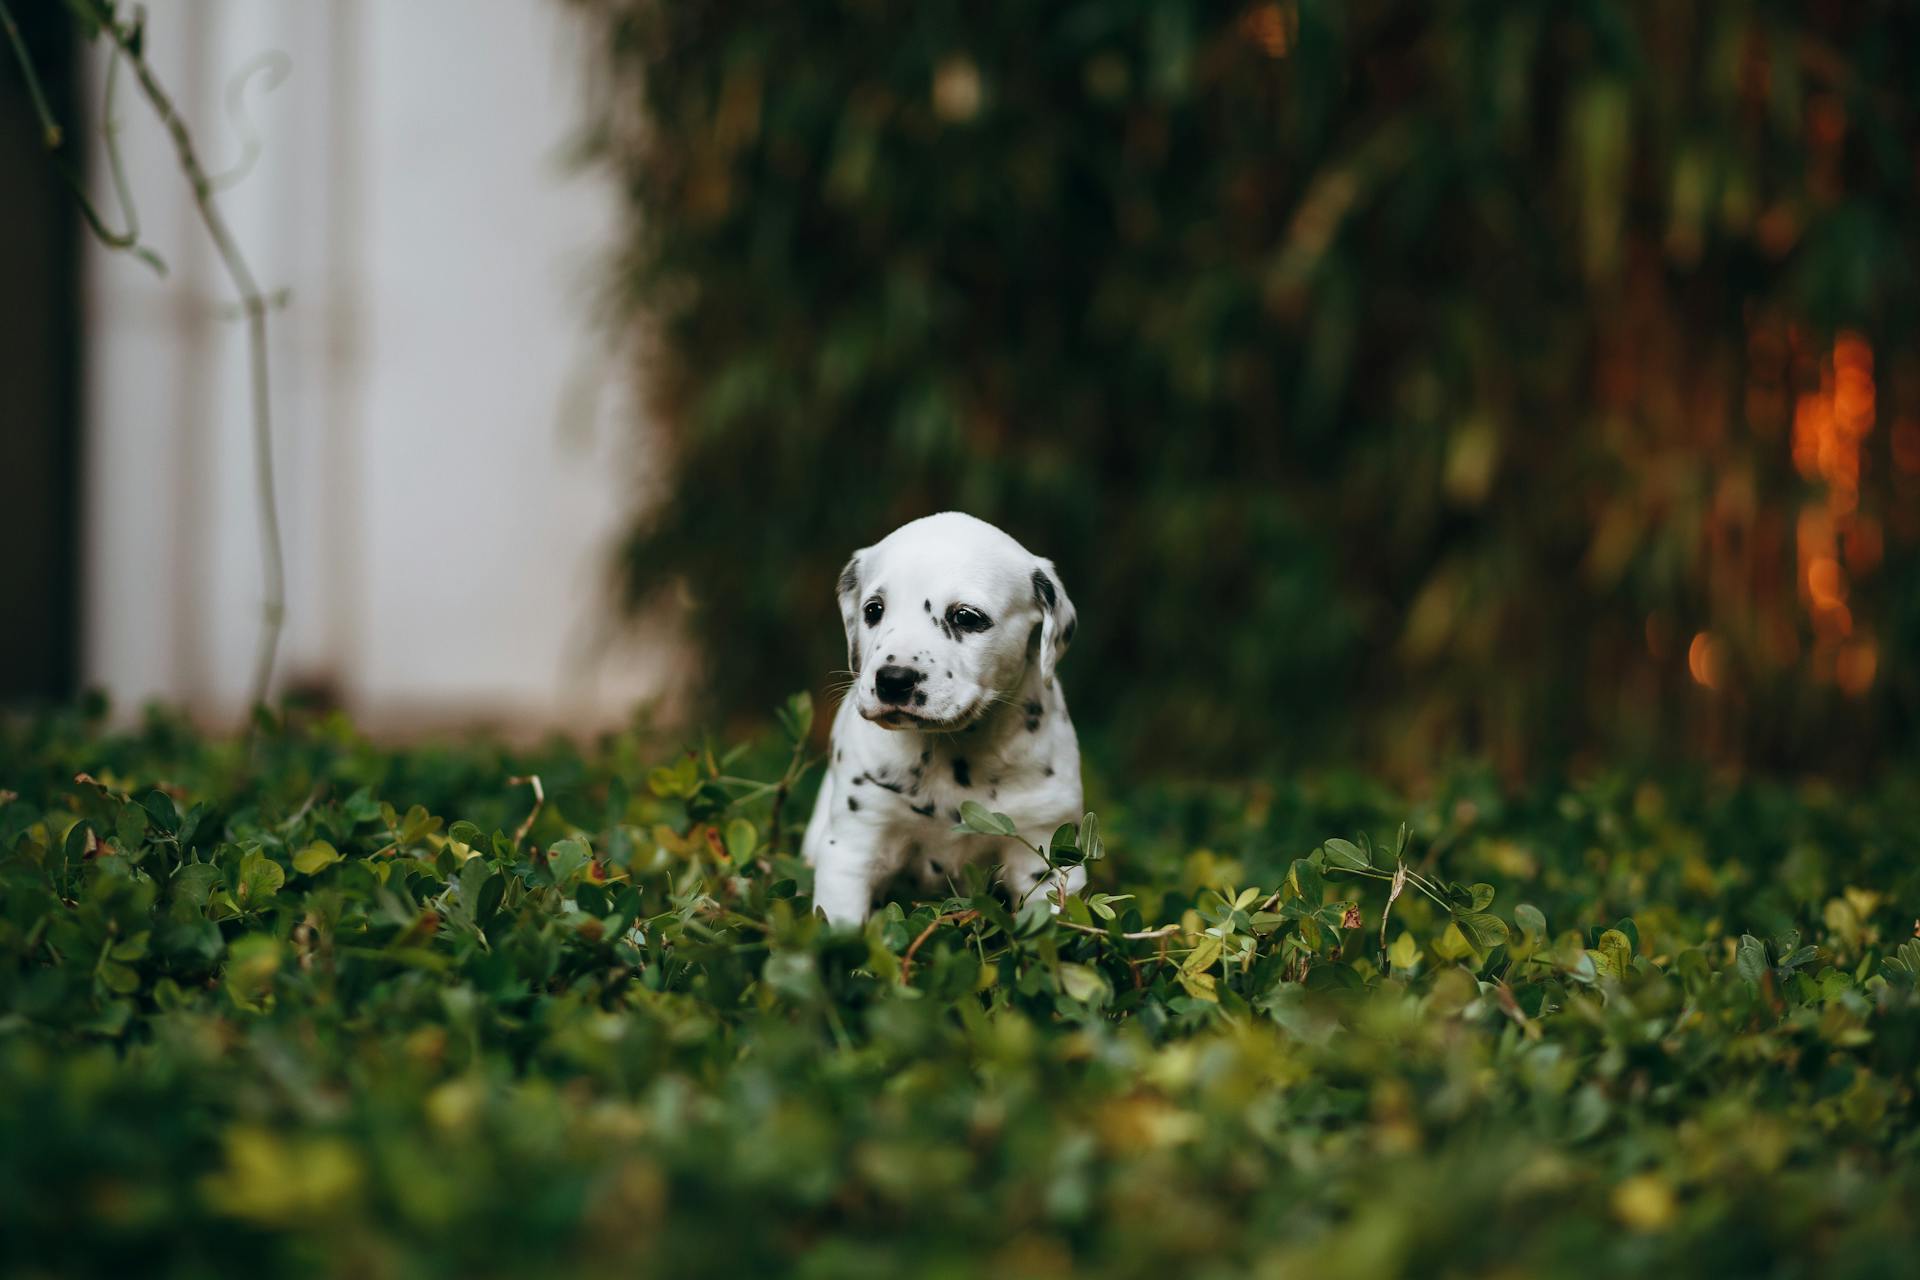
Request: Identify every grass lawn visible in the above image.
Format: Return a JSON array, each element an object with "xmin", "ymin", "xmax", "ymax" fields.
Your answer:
[{"xmin": 2, "ymin": 698, "xmax": 1917, "ymax": 1278}]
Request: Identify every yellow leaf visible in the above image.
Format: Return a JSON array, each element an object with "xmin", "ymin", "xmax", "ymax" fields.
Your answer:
[
  {"xmin": 291, "ymin": 840, "xmax": 341, "ymax": 875},
  {"xmin": 1612, "ymin": 1173, "xmax": 1676, "ymax": 1232},
  {"xmin": 1182, "ymin": 935, "xmax": 1222, "ymax": 976}
]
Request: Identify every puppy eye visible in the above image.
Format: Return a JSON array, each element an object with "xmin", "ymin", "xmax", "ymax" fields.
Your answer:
[
  {"xmin": 947, "ymin": 605, "xmax": 992, "ymax": 633},
  {"xmin": 862, "ymin": 598, "xmax": 884, "ymax": 626}
]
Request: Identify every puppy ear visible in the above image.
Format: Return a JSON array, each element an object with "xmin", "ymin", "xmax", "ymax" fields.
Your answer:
[
  {"xmin": 1031, "ymin": 559, "xmax": 1077, "ymax": 687},
  {"xmin": 836, "ymin": 551, "xmax": 865, "ymax": 672}
]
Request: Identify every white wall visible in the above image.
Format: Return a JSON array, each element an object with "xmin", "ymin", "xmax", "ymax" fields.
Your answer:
[{"xmin": 82, "ymin": 1, "xmax": 681, "ymax": 732}]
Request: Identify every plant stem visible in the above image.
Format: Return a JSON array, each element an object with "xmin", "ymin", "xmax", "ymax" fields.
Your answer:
[
  {"xmin": 106, "ymin": 10, "xmax": 285, "ymax": 722},
  {"xmin": 1057, "ymin": 920, "xmax": 1183, "ymax": 942},
  {"xmin": 0, "ymin": 0, "xmax": 162, "ymax": 267}
]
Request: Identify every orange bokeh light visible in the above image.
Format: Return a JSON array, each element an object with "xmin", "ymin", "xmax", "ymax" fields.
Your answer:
[
  {"xmin": 1687, "ymin": 631, "xmax": 1723, "ymax": 690},
  {"xmin": 1807, "ymin": 556, "xmax": 1846, "ymax": 609},
  {"xmin": 1239, "ymin": 3, "xmax": 1296, "ymax": 58},
  {"xmin": 1788, "ymin": 333, "xmax": 1879, "ymax": 686},
  {"xmin": 1836, "ymin": 640, "xmax": 1878, "ymax": 697}
]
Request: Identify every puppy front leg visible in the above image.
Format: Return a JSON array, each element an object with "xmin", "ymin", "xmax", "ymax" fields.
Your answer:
[{"xmin": 811, "ymin": 843, "xmax": 878, "ymax": 926}]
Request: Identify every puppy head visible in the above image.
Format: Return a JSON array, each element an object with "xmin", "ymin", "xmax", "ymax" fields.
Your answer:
[{"xmin": 836, "ymin": 512, "xmax": 1075, "ymax": 731}]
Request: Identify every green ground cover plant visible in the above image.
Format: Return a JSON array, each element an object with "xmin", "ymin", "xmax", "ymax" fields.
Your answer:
[{"xmin": 2, "ymin": 697, "xmax": 1917, "ymax": 1278}]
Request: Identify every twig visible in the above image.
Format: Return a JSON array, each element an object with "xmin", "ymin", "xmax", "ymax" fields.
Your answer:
[
  {"xmin": 0, "ymin": 0, "xmax": 163, "ymax": 271},
  {"xmin": 764, "ymin": 739, "xmax": 813, "ymax": 859},
  {"xmin": 1057, "ymin": 920, "xmax": 1183, "ymax": 941},
  {"xmin": 901, "ymin": 909, "xmax": 979, "ymax": 981},
  {"xmin": 104, "ymin": 8, "xmax": 286, "ymax": 722},
  {"xmin": 508, "ymin": 774, "xmax": 545, "ymax": 851}
]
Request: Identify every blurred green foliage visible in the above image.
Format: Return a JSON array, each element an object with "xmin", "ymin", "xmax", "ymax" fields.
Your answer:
[
  {"xmin": 4, "ymin": 702, "xmax": 1920, "ymax": 1276},
  {"xmin": 575, "ymin": 0, "xmax": 1920, "ymax": 774}
]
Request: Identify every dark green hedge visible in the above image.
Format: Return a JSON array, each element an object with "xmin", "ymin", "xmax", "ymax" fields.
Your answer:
[
  {"xmin": 4, "ymin": 705, "xmax": 1920, "ymax": 1275},
  {"xmin": 575, "ymin": 1, "xmax": 1920, "ymax": 773}
]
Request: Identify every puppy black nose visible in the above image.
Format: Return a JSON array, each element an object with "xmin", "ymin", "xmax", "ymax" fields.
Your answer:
[{"xmin": 874, "ymin": 664, "xmax": 924, "ymax": 705}]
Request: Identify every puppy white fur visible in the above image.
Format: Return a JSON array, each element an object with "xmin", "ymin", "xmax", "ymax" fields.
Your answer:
[{"xmin": 802, "ymin": 513, "xmax": 1085, "ymax": 924}]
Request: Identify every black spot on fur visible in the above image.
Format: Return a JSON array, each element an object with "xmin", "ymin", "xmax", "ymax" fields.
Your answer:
[
  {"xmin": 869, "ymin": 774, "xmax": 905, "ymax": 795},
  {"xmin": 929, "ymin": 860, "xmax": 943, "ymax": 874},
  {"xmin": 1025, "ymin": 700, "xmax": 1043, "ymax": 731},
  {"xmin": 846, "ymin": 797, "xmax": 860, "ymax": 812},
  {"xmin": 920, "ymin": 748, "xmax": 931, "ymax": 762},
  {"xmin": 924, "ymin": 599, "xmax": 931, "ymax": 611},
  {"xmin": 949, "ymin": 808, "xmax": 962, "ymax": 823},
  {"xmin": 952, "ymin": 758, "xmax": 971, "ymax": 787},
  {"xmin": 909, "ymin": 800, "xmax": 936, "ymax": 817},
  {"xmin": 1031, "ymin": 570, "xmax": 1056, "ymax": 610},
  {"xmin": 852, "ymin": 774, "xmax": 865, "ymax": 786},
  {"xmin": 1032, "ymin": 870, "xmax": 1047, "ymax": 883},
  {"xmin": 913, "ymin": 691, "xmax": 927, "ymax": 707},
  {"xmin": 837, "ymin": 558, "xmax": 860, "ymax": 598},
  {"xmin": 1043, "ymin": 765, "xmax": 1055, "ymax": 776}
]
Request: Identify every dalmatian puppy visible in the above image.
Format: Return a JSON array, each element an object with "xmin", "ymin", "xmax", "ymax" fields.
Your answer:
[{"xmin": 801, "ymin": 512, "xmax": 1084, "ymax": 925}]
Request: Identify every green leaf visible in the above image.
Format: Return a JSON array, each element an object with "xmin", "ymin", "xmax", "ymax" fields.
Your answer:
[
  {"xmin": 343, "ymin": 788, "xmax": 380, "ymax": 825},
  {"xmin": 957, "ymin": 801, "xmax": 1017, "ymax": 837},
  {"xmin": 725, "ymin": 817, "xmax": 759, "ymax": 862},
  {"xmin": 1322, "ymin": 838, "xmax": 1371, "ymax": 871},
  {"xmin": 99, "ymin": 960, "xmax": 141, "ymax": 995},
  {"xmin": 1175, "ymin": 966, "xmax": 1219, "ymax": 1003},
  {"xmin": 142, "ymin": 790, "xmax": 179, "ymax": 834},
  {"xmin": 224, "ymin": 934, "xmax": 283, "ymax": 1011},
  {"xmin": 1012, "ymin": 892, "xmax": 1054, "ymax": 937},
  {"xmin": 1056, "ymin": 962, "xmax": 1111, "ymax": 1005},
  {"xmin": 396, "ymin": 805, "xmax": 441, "ymax": 846},
  {"xmin": 777, "ymin": 690, "xmax": 814, "ymax": 743},
  {"xmin": 1453, "ymin": 911, "xmax": 1509, "ymax": 951},
  {"xmin": 1779, "ymin": 945, "xmax": 1819, "ymax": 974},
  {"xmin": 1514, "ymin": 903, "xmax": 1547, "ymax": 939},
  {"xmin": 1183, "ymin": 934, "xmax": 1223, "ymax": 976},
  {"xmin": 546, "ymin": 836, "xmax": 591, "ymax": 886},
  {"xmin": 115, "ymin": 802, "xmax": 148, "ymax": 851},
  {"xmin": 1467, "ymin": 882, "xmax": 1496, "ymax": 911},
  {"xmin": 647, "ymin": 756, "xmax": 701, "ymax": 799},
  {"xmin": 292, "ymin": 840, "xmax": 342, "ymax": 875},
  {"xmin": 236, "ymin": 848, "xmax": 285, "ymax": 906},
  {"xmin": 1883, "ymin": 939, "xmax": 1920, "ymax": 988},
  {"xmin": 1735, "ymin": 934, "xmax": 1769, "ymax": 987},
  {"xmin": 1287, "ymin": 858, "xmax": 1325, "ymax": 902},
  {"xmin": 169, "ymin": 862, "xmax": 221, "ymax": 914},
  {"xmin": 1596, "ymin": 928, "xmax": 1633, "ymax": 976},
  {"xmin": 1387, "ymin": 931, "xmax": 1420, "ymax": 972},
  {"xmin": 1047, "ymin": 823, "xmax": 1080, "ymax": 865},
  {"xmin": 1077, "ymin": 811, "xmax": 1104, "ymax": 864}
]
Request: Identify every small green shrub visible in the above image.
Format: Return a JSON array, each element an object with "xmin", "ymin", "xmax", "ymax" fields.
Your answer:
[{"xmin": 1, "ymin": 699, "xmax": 1917, "ymax": 1277}]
